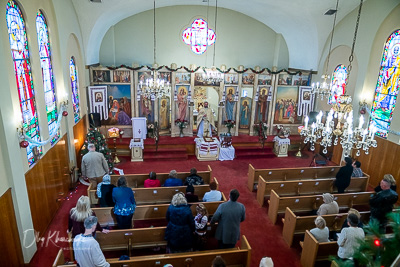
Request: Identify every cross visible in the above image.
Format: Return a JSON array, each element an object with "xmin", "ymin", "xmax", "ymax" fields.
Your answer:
[{"xmin": 138, "ymin": 129, "xmax": 141, "ymax": 134}]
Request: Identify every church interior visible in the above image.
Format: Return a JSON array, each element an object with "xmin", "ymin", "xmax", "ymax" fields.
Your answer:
[{"xmin": 1, "ymin": 0, "xmax": 400, "ymax": 266}]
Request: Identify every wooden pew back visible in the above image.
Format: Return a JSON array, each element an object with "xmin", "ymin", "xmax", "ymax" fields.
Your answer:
[
  {"xmin": 268, "ymin": 190, "xmax": 373, "ymax": 224},
  {"xmin": 300, "ymin": 230, "xmax": 338, "ymax": 267},
  {"xmin": 93, "ymin": 194, "xmax": 226, "ymax": 227},
  {"xmin": 89, "ymin": 178, "xmax": 219, "ymax": 206},
  {"xmin": 282, "ymin": 207, "xmax": 370, "ymax": 246},
  {"xmin": 247, "ymin": 164, "xmax": 342, "ymax": 191},
  {"xmin": 95, "ymin": 165, "xmax": 212, "ymax": 187},
  {"xmin": 257, "ymin": 176, "xmax": 369, "ymax": 206}
]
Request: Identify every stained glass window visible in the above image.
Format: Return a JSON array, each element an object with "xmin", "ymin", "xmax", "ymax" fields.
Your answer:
[
  {"xmin": 329, "ymin": 64, "xmax": 347, "ymax": 104},
  {"xmin": 182, "ymin": 18, "xmax": 216, "ymax": 55},
  {"xmin": 6, "ymin": 1, "xmax": 41, "ymax": 166},
  {"xmin": 36, "ymin": 11, "xmax": 58, "ymax": 144},
  {"xmin": 69, "ymin": 57, "xmax": 80, "ymax": 123},
  {"xmin": 370, "ymin": 30, "xmax": 400, "ymax": 138}
]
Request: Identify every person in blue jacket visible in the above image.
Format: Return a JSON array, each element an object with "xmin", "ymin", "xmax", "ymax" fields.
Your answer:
[
  {"xmin": 163, "ymin": 170, "xmax": 183, "ymax": 187},
  {"xmin": 112, "ymin": 176, "xmax": 136, "ymax": 229}
]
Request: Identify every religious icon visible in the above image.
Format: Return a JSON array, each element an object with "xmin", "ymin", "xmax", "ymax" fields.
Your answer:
[
  {"xmin": 176, "ymin": 86, "xmax": 188, "ymax": 121},
  {"xmin": 95, "ymin": 92, "xmax": 103, "ymax": 102},
  {"xmin": 225, "ymin": 87, "xmax": 236, "ymax": 121},
  {"xmin": 240, "ymin": 97, "xmax": 252, "ymax": 129}
]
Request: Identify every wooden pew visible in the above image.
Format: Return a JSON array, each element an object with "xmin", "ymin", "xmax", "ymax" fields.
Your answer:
[
  {"xmin": 257, "ymin": 176, "xmax": 369, "ymax": 206},
  {"xmin": 268, "ymin": 190, "xmax": 373, "ymax": 224},
  {"xmin": 52, "ymin": 249, "xmax": 66, "ymax": 267},
  {"xmin": 89, "ymin": 178, "xmax": 219, "ymax": 206},
  {"xmin": 282, "ymin": 207, "xmax": 370, "ymax": 246},
  {"xmin": 247, "ymin": 164, "xmax": 342, "ymax": 191},
  {"xmin": 93, "ymin": 165, "xmax": 213, "ymax": 187},
  {"xmin": 55, "ymin": 235, "xmax": 251, "ymax": 267},
  {"xmin": 96, "ymin": 224, "xmax": 218, "ymax": 256},
  {"xmin": 93, "ymin": 194, "xmax": 226, "ymax": 227},
  {"xmin": 300, "ymin": 230, "xmax": 338, "ymax": 267}
]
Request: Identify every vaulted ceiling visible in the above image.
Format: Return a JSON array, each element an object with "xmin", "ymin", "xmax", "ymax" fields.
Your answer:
[{"xmin": 71, "ymin": 0, "xmax": 362, "ymax": 69}]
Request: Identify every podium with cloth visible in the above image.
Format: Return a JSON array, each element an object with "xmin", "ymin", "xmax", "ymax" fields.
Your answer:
[
  {"xmin": 218, "ymin": 135, "xmax": 235, "ymax": 161},
  {"xmin": 273, "ymin": 136, "xmax": 290, "ymax": 157},
  {"xmin": 194, "ymin": 137, "xmax": 220, "ymax": 161},
  {"xmin": 130, "ymin": 118, "xmax": 147, "ymax": 162}
]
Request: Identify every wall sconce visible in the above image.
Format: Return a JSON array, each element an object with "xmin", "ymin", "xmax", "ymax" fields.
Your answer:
[{"xmin": 359, "ymin": 99, "xmax": 368, "ymax": 114}]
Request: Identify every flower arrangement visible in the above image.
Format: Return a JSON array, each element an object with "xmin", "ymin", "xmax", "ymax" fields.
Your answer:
[
  {"xmin": 175, "ymin": 119, "xmax": 188, "ymax": 129},
  {"xmin": 223, "ymin": 120, "xmax": 236, "ymax": 134}
]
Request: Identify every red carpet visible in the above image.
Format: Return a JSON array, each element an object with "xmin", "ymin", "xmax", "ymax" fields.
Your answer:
[{"xmin": 29, "ymin": 150, "xmax": 327, "ymax": 267}]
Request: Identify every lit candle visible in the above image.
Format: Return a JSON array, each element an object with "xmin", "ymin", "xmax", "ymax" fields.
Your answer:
[
  {"xmin": 371, "ymin": 126, "xmax": 377, "ymax": 140},
  {"xmin": 358, "ymin": 115, "xmax": 364, "ymax": 129},
  {"xmin": 311, "ymin": 123, "xmax": 316, "ymax": 135},
  {"xmin": 304, "ymin": 116, "xmax": 309, "ymax": 128},
  {"xmin": 362, "ymin": 129, "xmax": 368, "ymax": 142}
]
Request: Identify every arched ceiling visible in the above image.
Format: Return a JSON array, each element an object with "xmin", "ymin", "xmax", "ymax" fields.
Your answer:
[{"xmin": 71, "ymin": 0, "xmax": 361, "ymax": 70}]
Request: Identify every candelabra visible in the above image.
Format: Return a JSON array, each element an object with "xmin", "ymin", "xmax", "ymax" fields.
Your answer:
[
  {"xmin": 203, "ymin": 68, "xmax": 224, "ymax": 83},
  {"xmin": 311, "ymin": 74, "xmax": 332, "ymax": 100},
  {"xmin": 139, "ymin": 75, "xmax": 171, "ymax": 99}
]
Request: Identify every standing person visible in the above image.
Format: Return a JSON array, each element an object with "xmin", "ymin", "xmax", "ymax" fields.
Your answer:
[
  {"xmin": 73, "ymin": 216, "xmax": 110, "ymax": 267},
  {"xmin": 112, "ymin": 176, "xmax": 136, "ymax": 229},
  {"xmin": 202, "ymin": 181, "xmax": 222, "ymax": 202},
  {"xmin": 211, "ymin": 189, "xmax": 245, "ymax": 248},
  {"xmin": 334, "ymin": 157, "xmax": 353, "ymax": 193},
  {"xmin": 184, "ymin": 168, "xmax": 204, "ymax": 186},
  {"xmin": 68, "ymin": 196, "xmax": 109, "ymax": 238},
  {"xmin": 197, "ymin": 102, "xmax": 215, "ymax": 138},
  {"xmin": 96, "ymin": 174, "xmax": 115, "ymax": 207},
  {"xmin": 194, "ymin": 203, "xmax": 208, "ymax": 251},
  {"xmin": 81, "ymin": 143, "xmax": 109, "ymax": 186},
  {"xmin": 352, "ymin": 161, "xmax": 363, "ymax": 177},
  {"xmin": 337, "ymin": 214, "xmax": 365, "ymax": 260},
  {"xmin": 370, "ymin": 177, "xmax": 398, "ymax": 228},
  {"xmin": 165, "ymin": 193, "xmax": 195, "ymax": 253},
  {"xmin": 317, "ymin": 193, "xmax": 339, "ymax": 215},
  {"xmin": 374, "ymin": 174, "xmax": 397, "ymax": 192},
  {"xmin": 144, "ymin": 171, "xmax": 161, "ymax": 188},
  {"xmin": 164, "ymin": 170, "xmax": 183, "ymax": 187}
]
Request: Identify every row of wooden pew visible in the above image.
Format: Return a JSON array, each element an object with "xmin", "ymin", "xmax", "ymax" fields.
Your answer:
[{"xmin": 247, "ymin": 164, "xmax": 373, "ymax": 267}]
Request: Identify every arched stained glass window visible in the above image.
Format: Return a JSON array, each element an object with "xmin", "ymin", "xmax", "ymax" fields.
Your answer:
[
  {"xmin": 370, "ymin": 30, "xmax": 400, "ymax": 138},
  {"xmin": 70, "ymin": 57, "xmax": 80, "ymax": 123},
  {"xmin": 329, "ymin": 64, "xmax": 347, "ymax": 105},
  {"xmin": 6, "ymin": 1, "xmax": 41, "ymax": 166},
  {"xmin": 36, "ymin": 10, "xmax": 58, "ymax": 144}
]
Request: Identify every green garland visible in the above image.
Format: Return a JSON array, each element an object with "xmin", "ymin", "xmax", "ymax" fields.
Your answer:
[{"xmin": 105, "ymin": 64, "xmax": 306, "ymax": 75}]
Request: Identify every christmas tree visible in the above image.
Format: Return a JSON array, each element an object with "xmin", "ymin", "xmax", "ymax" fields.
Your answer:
[
  {"xmin": 80, "ymin": 128, "xmax": 114, "ymax": 172},
  {"xmin": 333, "ymin": 209, "xmax": 400, "ymax": 267}
]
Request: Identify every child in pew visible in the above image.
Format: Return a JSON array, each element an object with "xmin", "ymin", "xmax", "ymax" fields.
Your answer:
[
  {"xmin": 185, "ymin": 185, "xmax": 199, "ymax": 203},
  {"xmin": 310, "ymin": 216, "xmax": 329, "ymax": 242},
  {"xmin": 194, "ymin": 203, "xmax": 208, "ymax": 251},
  {"xmin": 317, "ymin": 193, "xmax": 339, "ymax": 215},
  {"xmin": 97, "ymin": 174, "xmax": 115, "ymax": 207},
  {"xmin": 202, "ymin": 181, "xmax": 222, "ymax": 202},
  {"xmin": 144, "ymin": 171, "xmax": 161, "ymax": 188}
]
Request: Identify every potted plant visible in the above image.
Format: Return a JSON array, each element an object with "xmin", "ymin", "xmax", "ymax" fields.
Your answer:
[
  {"xmin": 175, "ymin": 119, "xmax": 188, "ymax": 137},
  {"xmin": 223, "ymin": 120, "xmax": 236, "ymax": 135}
]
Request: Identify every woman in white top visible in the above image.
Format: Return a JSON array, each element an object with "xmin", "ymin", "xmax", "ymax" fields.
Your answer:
[
  {"xmin": 202, "ymin": 181, "xmax": 222, "ymax": 202},
  {"xmin": 317, "ymin": 193, "xmax": 339, "ymax": 215},
  {"xmin": 337, "ymin": 213, "xmax": 365, "ymax": 259},
  {"xmin": 310, "ymin": 216, "xmax": 329, "ymax": 242}
]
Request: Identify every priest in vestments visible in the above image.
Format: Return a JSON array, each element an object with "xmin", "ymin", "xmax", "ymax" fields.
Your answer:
[{"xmin": 197, "ymin": 102, "xmax": 215, "ymax": 138}]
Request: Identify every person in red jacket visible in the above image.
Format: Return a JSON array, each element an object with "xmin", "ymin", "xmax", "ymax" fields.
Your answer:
[{"xmin": 144, "ymin": 171, "xmax": 161, "ymax": 188}]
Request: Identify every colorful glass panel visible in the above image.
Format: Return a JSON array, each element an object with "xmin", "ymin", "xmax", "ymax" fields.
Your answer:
[
  {"xmin": 182, "ymin": 18, "xmax": 216, "ymax": 55},
  {"xmin": 370, "ymin": 30, "xmax": 400, "ymax": 138},
  {"xmin": 6, "ymin": 1, "xmax": 41, "ymax": 166},
  {"xmin": 36, "ymin": 11, "xmax": 58, "ymax": 144},
  {"xmin": 70, "ymin": 57, "xmax": 80, "ymax": 123},
  {"xmin": 329, "ymin": 64, "xmax": 347, "ymax": 104}
]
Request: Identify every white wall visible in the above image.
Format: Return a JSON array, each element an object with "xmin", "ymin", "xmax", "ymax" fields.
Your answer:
[{"xmin": 99, "ymin": 6, "xmax": 289, "ymax": 69}]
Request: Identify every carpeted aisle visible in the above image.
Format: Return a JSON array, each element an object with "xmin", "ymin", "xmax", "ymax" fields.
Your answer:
[{"xmin": 29, "ymin": 150, "xmax": 327, "ymax": 267}]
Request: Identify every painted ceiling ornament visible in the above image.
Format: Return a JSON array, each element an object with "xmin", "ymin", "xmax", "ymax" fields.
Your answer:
[{"xmin": 182, "ymin": 18, "xmax": 216, "ymax": 55}]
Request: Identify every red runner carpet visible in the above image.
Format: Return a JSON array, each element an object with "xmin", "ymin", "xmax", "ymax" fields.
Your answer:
[{"xmin": 29, "ymin": 150, "xmax": 328, "ymax": 267}]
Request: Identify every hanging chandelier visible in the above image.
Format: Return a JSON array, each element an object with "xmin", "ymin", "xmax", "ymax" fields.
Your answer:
[
  {"xmin": 311, "ymin": 0, "xmax": 339, "ymax": 100},
  {"xmin": 139, "ymin": 0, "xmax": 171, "ymax": 99},
  {"xmin": 301, "ymin": 0, "xmax": 377, "ymax": 157}
]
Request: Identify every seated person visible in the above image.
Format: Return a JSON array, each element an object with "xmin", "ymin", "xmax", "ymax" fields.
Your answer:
[
  {"xmin": 185, "ymin": 185, "xmax": 199, "ymax": 203},
  {"xmin": 310, "ymin": 216, "xmax": 329, "ymax": 242},
  {"xmin": 144, "ymin": 171, "xmax": 161, "ymax": 188},
  {"xmin": 73, "ymin": 216, "xmax": 110, "ymax": 267},
  {"xmin": 212, "ymin": 256, "xmax": 226, "ymax": 267},
  {"xmin": 351, "ymin": 161, "xmax": 363, "ymax": 177},
  {"xmin": 184, "ymin": 168, "xmax": 204, "ymax": 186},
  {"xmin": 317, "ymin": 193, "xmax": 339, "ymax": 215},
  {"xmin": 374, "ymin": 173, "xmax": 397, "ymax": 192},
  {"xmin": 96, "ymin": 174, "xmax": 115, "ymax": 207},
  {"xmin": 337, "ymin": 213, "xmax": 365, "ymax": 260},
  {"xmin": 202, "ymin": 181, "xmax": 222, "ymax": 202},
  {"xmin": 163, "ymin": 170, "xmax": 183, "ymax": 187}
]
